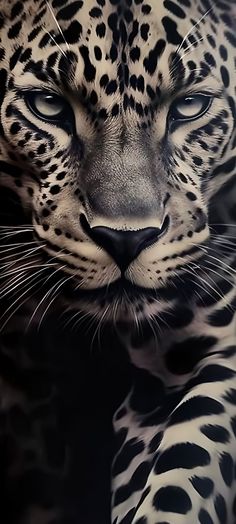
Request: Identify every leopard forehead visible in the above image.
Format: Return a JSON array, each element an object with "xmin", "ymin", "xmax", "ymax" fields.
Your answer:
[{"xmin": 1, "ymin": 0, "xmax": 235, "ymax": 104}]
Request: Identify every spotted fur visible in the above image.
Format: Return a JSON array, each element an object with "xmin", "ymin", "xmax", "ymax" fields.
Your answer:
[{"xmin": 0, "ymin": 0, "xmax": 236, "ymax": 522}]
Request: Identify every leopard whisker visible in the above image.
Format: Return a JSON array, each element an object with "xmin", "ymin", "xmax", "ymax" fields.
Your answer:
[
  {"xmin": 46, "ymin": 1, "xmax": 70, "ymax": 51},
  {"xmin": 41, "ymin": 27, "xmax": 68, "ymax": 58},
  {"xmin": 175, "ymin": 6, "xmax": 214, "ymax": 56},
  {"xmin": 26, "ymin": 265, "xmax": 67, "ymax": 329},
  {"xmin": 184, "ymin": 264, "xmax": 233, "ymax": 309},
  {"xmin": 37, "ymin": 273, "xmax": 74, "ymax": 331},
  {"xmin": 0, "ymin": 272, "xmax": 49, "ymax": 332}
]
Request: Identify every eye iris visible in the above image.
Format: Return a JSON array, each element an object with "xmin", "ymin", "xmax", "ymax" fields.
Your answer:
[
  {"xmin": 34, "ymin": 94, "xmax": 64, "ymax": 117},
  {"xmin": 177, "ymin": 97, "xmax": 203, "ymax": 117}
]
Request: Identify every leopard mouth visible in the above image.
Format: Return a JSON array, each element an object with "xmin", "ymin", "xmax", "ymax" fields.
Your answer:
[{"xmin": 65, "ymin": 270, "xmax": 197, "ymax": 306}]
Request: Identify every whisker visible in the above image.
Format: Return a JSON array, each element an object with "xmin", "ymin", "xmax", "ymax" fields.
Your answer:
[
  {"xmin": 38, "ymin": 274, "xmax": 74, "ymax": 331},
  {"xmin": 46, "ymin": 1, "xmax": 70, "ymax": 51},
  {"xmin": 41, "ymin": 27, "xmax": 68, "ymax": 58},
  {"xmin": 0, "ymin": 273, "xmax": 48, "ymax": 332},
  {"xmin": 26, "ymin": 266, "xmax": 67, "ymax": 329},
  {"xmin": 175, "ymin": 6, "xmax": 214, "ymax": 56}
]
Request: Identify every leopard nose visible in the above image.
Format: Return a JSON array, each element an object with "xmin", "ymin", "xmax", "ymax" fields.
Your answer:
[{"xmin": 81, "ymin": 215, "xmax": 169, "ymax": 272}]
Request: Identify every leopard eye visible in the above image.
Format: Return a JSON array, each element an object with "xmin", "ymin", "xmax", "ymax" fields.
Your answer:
[
  {"xmin": 169, "ymin": 94, "xmax": 212, "ymax": 122},
  {"xmin": 24, "ymin": 91, "xmax": 73, "ymax": 123}
]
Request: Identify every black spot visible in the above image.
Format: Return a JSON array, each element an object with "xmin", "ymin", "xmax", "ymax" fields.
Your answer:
[
  {"xmin": 137, "ymin": 76, "xmax": 144, "ymax": 92},
  {"xmin": 111, "ymin": 104, "xmax": 119, "ymax": 116},
  {"xmin": 52, "ymin": 0, "xmax": 67, "ymax": 5},
  {"xmin": 8, "ymin": 20, "xmax": 22, "ymax": 39},
  {"xmin": 208, "ymin": 305, "xmax": 235, "ymax": 326},
  {"xmin": 200, "ymin": 424, "xmax": 230, "ymax": 444},
  {"xmin": 106, "ymin": 80, "xmax": 118, "ymax": 95},
  {"xmin": 165, "ymin": 335, "xmax": 215, "ymax": 375},
  {"xmin": 129, "ymin": 20, "xmax": 139, "ymax": 46},
  {"xmin": 148, "ymin": 431, "xmax": 163, "ymax": 454},
  {"xmin": 118, "ymin": 509, "xmax": 135, "ymax": 524},
  {"xmin": 10, "ymin": 122, "xmax": 21, "ymax": 135},
  {"xmin": 193, "ymin": 156, "xmax": 203, "ymax": 166},
  {"xmin": 100, "ymin": 74, "xmax": 109, "ymax": 87},
  {"xmin": 37, "ymin": 144, "xmax": 46, "ymax": 155},
  {"xmin": 79, "ymin": 46, "xmax": 96, "ymax": 82},
  {"xmin": 110, "ymin": 44, "xmax": 118, "ymax": 62},
  {"xmin": 28, "ymin": 26, "xmax": 42, "ymax": 42},
  {"xmin": 220, "ymin": 65, "xmax": 230, "ymax": 88},
  {"xmin": 223, "ymin": 388, "xmax": 236, "ymax": 404},
  {"xmin": 142, "ymin": 4, "xmax": 151, "ymax": 14},
  {"xmin": 219, "ymin": 44, "xmax": 228, "ymax": 61},
  {"xmin": 219, "ymin": 452, "xmax": 234, "ymax": 487},
  {"xmin": 168, "ymin": 396, "xmax": 224, "ymax": 427},
  {"xmin": 198, "ymin": 508, "xmax": 214, "ymax": 524},
  {"xmin": 90, "ymin": 90, "xmax": 98, "ymax": 105},
  {"xmin": 39, "ymin": 33, "xmax": 51, "ymax": 48},
  {"xmin": 11, "ymin": 1, "xmax": 24, "ymax": 19},
  {"xmin": 186, "ymin": 191, "xmax": 197, "ymax": 200},
  {"xmin": 204, "ymin": 52, "xmax": 216, "ymax": 67},
  {"xmin": 98, "ymin": 108, "xmax": 108, "ymax": 120},
  {"xmin": 162, "ymin": 16, "xmax": 182, "ymax": 45},
  {"xmin": 0, "ymin": 47, "xmax": 5, "ymax": 62},
  {"xmin": 190, "ymin": 476, "xmax": 214, "ymax": 498},
  {"xmin": 212, "ymin": 157, "xmax": 236, "ymax": 177},
  {"xmin": 225, "ymin": 30, "xmax": 236, "ymax": 47},
  {"xmin": 94, "ymin": 46, "xmax": 102, "ymax": 60},
  {"xmin": 9, "ymin": 46, "xmax": 23, "ymax": 70},
  {"xmin": 33, "ymin": 7, "xmax": 47, "ymax": 25},
  {"xmin": 164, "ymin": 0, "xmax": 186, "ymax": 18},
  {"xmin": 58, "ymin": 51, "xmax": 78, "ymax": 89},
  {"xmin": 153, "ymin": 485, "xmax": 192, "ymax": 514},
  {"xmin": 154, "ymin": 442, "xmax": 210, "ymax": 474},
  {"xmin": 61, "ymin": 21, "xmax": 83, "ymax": 44},
  {"xmin": 112, "ymin": 438, "xmax": 145, "ymax": 476},
  {"xmin": 140, "ymin": 23, "xmax": 149, "ymax": 41},
  {"xmin": 196, "ymin": 278, "xmax": 233, "ymax": 307},
  {"xmin": 50, "ymin": 185, "xmax": 60, "ymax": 195},
  {"xmin": 113, "ymin": 462, "xmax": 151, "ymax": 506},
  {"xmin": 143, "ymin": 40, "xmax": 166, "ymax": 75},
  {"xmin": 56, "ymin": 0, "xmax": 83, "ymax": 20},
  {"xmin": 130, "ymin": 46, "xmax": 140, "ymax": 62},
  {"xmin": 20, "ymin": 48, "xmax": 32, "ymax": 63},
  {"xmin": 187, "ymin": 364, "xmax": 235, "ymax": 391},
  {"xmin": 214, "ymin": 493, "xmax": 227, "ymax": 524},
  {"xmin": 96, "ymin": 22, "xmax": 106, "ymax": 38},
  {"xmin": 89, "ymin": 6, "xmax": 102, "ymax": 17},
  {"xmin": 124, "ymin": 9, "xmax": 133, "ymax": 23}
]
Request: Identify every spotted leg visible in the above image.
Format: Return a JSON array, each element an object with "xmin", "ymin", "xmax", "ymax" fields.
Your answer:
[{"xmin": 112, "ymin": 342, "xmax": 236, "ymax": 524}]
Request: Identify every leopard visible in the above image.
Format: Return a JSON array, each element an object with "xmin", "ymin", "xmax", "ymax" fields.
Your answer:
[{"xmin": 0, "ymin": 0, "xmax": 236, "ymax": 523}]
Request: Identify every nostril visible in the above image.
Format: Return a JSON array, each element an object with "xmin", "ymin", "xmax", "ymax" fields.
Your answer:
[{"xmin": 80, "ymin": 214, "xmax": 169, "ymax": 272}]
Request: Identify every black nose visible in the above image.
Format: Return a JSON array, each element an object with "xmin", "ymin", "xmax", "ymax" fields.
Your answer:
[{"xmin": 80, "ymin": 215, "xmax": 169, "ymax": 272}]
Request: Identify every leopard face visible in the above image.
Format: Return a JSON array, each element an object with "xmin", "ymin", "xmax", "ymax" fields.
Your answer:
[{"xmin": 0, "ymin": 0, "xmax": 235, "ymax": 323}]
